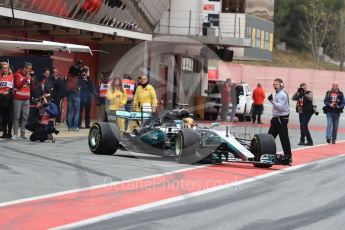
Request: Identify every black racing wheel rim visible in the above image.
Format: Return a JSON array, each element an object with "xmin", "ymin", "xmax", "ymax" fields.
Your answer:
[
  {"xmin": 250, "ymin": 136, "xmax": 260, "ymax": 161},
  {"xmin": 89, "ymin": 125, "xmax": 101, "ymax": 151},
  {"xmin": 175, "ymin": 134, "xmax": 183, "ymax": 158}
]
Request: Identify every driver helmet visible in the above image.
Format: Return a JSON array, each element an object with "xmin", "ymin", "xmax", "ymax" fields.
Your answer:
[
  {"xmin": 182, "ymin": 117, "xmax": 195, "ymax": 128},
  {"xmin": 179, "ymin": 109, "xmax": 189, "ymax": 119}
]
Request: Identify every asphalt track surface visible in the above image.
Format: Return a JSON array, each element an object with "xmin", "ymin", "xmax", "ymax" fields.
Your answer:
[{"xmin": 1, "ymin": 109, "xmax": 345, "ymax": 229}]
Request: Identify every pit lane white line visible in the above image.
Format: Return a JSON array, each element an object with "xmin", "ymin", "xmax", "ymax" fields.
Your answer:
[{"xmin": 0, "ymin": 165, "xmax": 207, "ymax": 208}]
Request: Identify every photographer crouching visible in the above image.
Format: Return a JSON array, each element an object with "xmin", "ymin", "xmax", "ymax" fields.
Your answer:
[
  {"xmin": 292, "ymin": 83, "xmax": 315, "ymax": 146},
  {"xmin": 25, "ymin": 94, "xmax": 59, "ymax": 142}
]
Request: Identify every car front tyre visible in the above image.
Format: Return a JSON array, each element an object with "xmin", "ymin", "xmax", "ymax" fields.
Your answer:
[
  {"xmin": 251, "ymin": 133, "xmax": 276, "ymax": 168},
  {"xmin": 175, "ymin": 129, "xmax": 199, "ymax": 164},
  {"xmin": 88, "ymin": 122, "xmax": 120, "ymax": 155}
]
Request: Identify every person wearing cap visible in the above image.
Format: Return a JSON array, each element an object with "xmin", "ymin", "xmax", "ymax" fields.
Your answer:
[
  {"xmin": 68, "ymin": 60, "xmax": 83, "ymax": 77},
  {"xmin": 292, "ymin": 83, "xmax": 314, "ymax": 146}
]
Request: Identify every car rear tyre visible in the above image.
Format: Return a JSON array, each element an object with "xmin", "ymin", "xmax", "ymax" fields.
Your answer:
[
  {"xmin": 250, "ymin": 133, "xmax": 276, "ymax": 168},
  {"xmin": 88, "ymin": 122, "xmax": 120, "ymax": 155},
  {"xmin": 175, "ymin": 129, "xmax": 199, "ymax": 164}
]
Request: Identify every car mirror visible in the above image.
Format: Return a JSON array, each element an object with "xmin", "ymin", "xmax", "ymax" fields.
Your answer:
[{"xmin": 204, "ymin": 89, "xmax": 210, "ymax": 94}]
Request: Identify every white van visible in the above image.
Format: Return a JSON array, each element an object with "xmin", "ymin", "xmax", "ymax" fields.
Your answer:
[
  {"xmin": 235, "ymin": 82, "xmax": 253, "ymax": 121},
  {"xmin": 204, "ymin": 80, "xmax": 253, "ymax": 121}
]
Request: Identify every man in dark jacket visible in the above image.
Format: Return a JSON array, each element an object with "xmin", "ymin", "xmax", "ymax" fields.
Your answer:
[
  {"xmin": 96, "ymin": 71, "xmax": 111, "ymax": 122},
  {"xmin": 50, "ymin": 68, "xmax": 64, "ymax": 123},
  {"xmin": 323, "ymin": 82, "xmax": 344, "ymax": 144},
  {"xmin": 292, "ymin": 83, "xmax": 314, "ymax": 146},
  {"xmin": 79, "ymin": 66, "xmax": 96, "ymax": 128}
]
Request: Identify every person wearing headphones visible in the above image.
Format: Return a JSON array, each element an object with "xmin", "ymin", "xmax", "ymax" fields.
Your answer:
[{"xmin": 267, "ymin": 78, "xmax": 292, "ymax": 165}]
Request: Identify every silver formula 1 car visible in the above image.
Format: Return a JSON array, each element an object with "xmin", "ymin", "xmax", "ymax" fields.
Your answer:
[{"xmin": 88, "ymin": 109, "xmax": 286, "ymax": 167}]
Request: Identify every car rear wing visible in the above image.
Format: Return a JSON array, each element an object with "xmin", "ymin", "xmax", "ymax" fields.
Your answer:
[{"xmin": 108, "ymin": 110, "xmax": 152, "ymax": 121}]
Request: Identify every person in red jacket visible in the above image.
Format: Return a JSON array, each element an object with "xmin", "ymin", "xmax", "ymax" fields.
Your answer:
[
  {"xmin": 12, "ymin": 62, "xmax": 35, "ymax": 140},
  {"xmin": 252, "ymin": 83, "xmax": 266, "ymax": 124},
  {"xmin": 220, "ymin": 78, "xmax": 231, "ymax": 121}
]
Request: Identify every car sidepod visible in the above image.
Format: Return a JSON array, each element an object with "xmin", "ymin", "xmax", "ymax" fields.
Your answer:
[{"xmin": 175, "ymin": 129, "xmax": 218, "ymax": 164}]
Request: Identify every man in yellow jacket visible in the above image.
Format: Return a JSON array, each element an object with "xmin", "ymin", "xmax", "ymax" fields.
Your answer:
[
  {"xmin": 127, "ymin": 75, "xmax": 157, "ymax": 132},
  {"xmin": 106, "ymin": 77, "xmax": 127, "ymax": 132},
  {"xmin": 134, "ymin": 75, "xmax": 158, "ymax": 112}
]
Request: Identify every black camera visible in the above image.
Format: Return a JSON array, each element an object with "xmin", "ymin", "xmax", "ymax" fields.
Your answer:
[
  {"xmin": 31, "ymin": 97, "xmax": 40, "ymax": 104},
  {"xmin": 40, "ymin": 98, "xmax": 48, "ymax": 108},
  {"xmin": 313, "ymin": 105, "xmax": 319, "ymax": 116},
  {"xmin": 48, "ymin": 86, "xmax": 54, "ymax": 93},
  {"xmin": 268, "ymin": 94, "xmax": 273, "ymax": 101},
  {"xmin": 298, "ymin": 87, "xmax": 305, "ymax": 93},
  {"xmin": 51, "ymin": 127, "xmax": 59, "ymax": 135}
]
